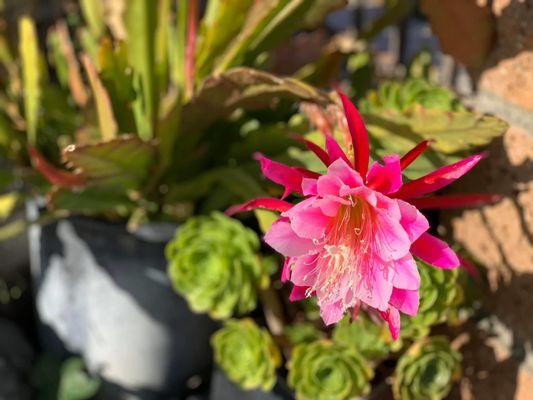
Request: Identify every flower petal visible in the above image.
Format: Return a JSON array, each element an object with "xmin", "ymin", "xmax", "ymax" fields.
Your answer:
[
  {"xmin": 283, "ymin": 198, "xmax": 331, "ymax": 239},
  {"xmin": 393, "ymin": 255, "xmax": 420, "ymax": 290},
  {"xmin": 338, "ymin": 92, "xmax": 370, "ymax": 178},
  {"xmin": 389, "ymin": 288, "xmax": 419, "ymax": 316},
  {"xmin": 411, "ymin": 232, "xmax": 460, "ymax": 269},
  {"xmin": 289, "ymin": 285, "xmax": 310, "ymax": 302},
  {"xmin": 397, "ymin": 199, "xmax": 430, "ymax": 243},
  {"xmin": 281, "ymin": 257, "xmax": 292, "ymax": 282},
  {"xmin": 325, "ymin": 133, "xmax": 351, "ymax": 165},
  {"xmin": 320, "ymin": 300, "xmax": 345, "ymax": 325},
  {"xmin": 380, "ymin": 306, "xmax": 400, "ymax": 340},
  {"xmin": 327, "ymin": 158, "xmax": 364, "ymax": 188},
  {"xmin": 264, "ymin": 218, "xmax": 317, "ymax": 257},
  {"xmin": 367, "ymin": 155, "xmax": 403, "ymax": 194},
  {"xmin": 400, "ymin": 140, "xmax": 430, "ymax": 170},
  {"xmin": 225, "ymin": 197, "xmax": 293, "ymax": 216},
  {"xmin": 291, "ymin": 133, "xmax": 331, "ymax": 166},
  {"xmin": 409, "ymin": 194, "xmax": 503, "ymax": 209},
  {"xmin": 254, "ymin": 153, "xmax": 304, "ymax": 198},
  {"xmin": 393, "ymin": 153, "xmax": 486, "ymax": 199}
]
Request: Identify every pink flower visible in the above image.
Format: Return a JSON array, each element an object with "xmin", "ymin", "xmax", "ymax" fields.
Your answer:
[{"xmin": 226, "ymin": 93, "xmax": 500, "ymax": 340}]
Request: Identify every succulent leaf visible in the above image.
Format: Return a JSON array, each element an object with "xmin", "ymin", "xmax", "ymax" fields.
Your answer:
[
  {"xmin": 393, "ymin": 336, "xmax": 461, "ymax": 400},
  {"xmin": 212, "ymin": 318, "xmax": 281, "ymax": 391},
  {"xmin": 288, "ymin": 340, "xmax": 373, "ymax": 400},
  {"xmin": 167, "ymin": 212, "xmax": 269, "ymax": 319}
]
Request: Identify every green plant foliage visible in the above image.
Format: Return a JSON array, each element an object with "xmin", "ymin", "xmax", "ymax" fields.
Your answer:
[
  {"xmin": 61, "ymin": 135, "xmax": 156, "ymax": 191},
  {"xmin": 413, "ymin": 260, "xmax": 463, "ymax": 328},
  {"xmin": 18, "ymin": 16, "xmax": 41, "ymax": 145},
  {"xmin": 166, "ymin": 212, "xmax": 269, "ymax": 319},
  {"xmin": 58, "ymin": 358, "xmax": 101, "ymax": 400},
  {"xmin": 393, "ymin": 337, "xmax": 461, "ymax": 400},
  {"xmin": 332, "ymin": 314, "xmax": 390, "ymax": 361},
  {"xmin": 32, "ymin": 355, "xmax": 100, "ymax": 400},
  {"xmin": 361, "ymin": 78, "xmax": 463, "ymax": 113},
  {"xmin": 212, "ymin": 318, "xmax": 281, "ymax": 391},
  {"xmin": 285, "ymin": 322, "xmax": 325, "ymax": 346},
  {"xmin": 288, "ymin": 340, "xmax": 373, "ymax": 400}
]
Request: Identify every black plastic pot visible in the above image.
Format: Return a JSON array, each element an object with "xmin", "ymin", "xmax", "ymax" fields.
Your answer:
[{"xmin": 27, "ymin": 203, "xmax": 218, "ymax": 399}]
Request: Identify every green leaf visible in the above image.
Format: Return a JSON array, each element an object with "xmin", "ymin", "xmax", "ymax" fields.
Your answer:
[
  {"xmin": 217, "ymin": 0, "xmax": 333, "ymax": 72},
  {"xmin": 195, "ymin": 0, "xmax": 254, "ymax": 79},
  {"xmin": 0, "ymin": 218, "xmax": 26, "ymax": 241},
  {"xmin": 181, "ymin": 67, "xmax": 331, "ymax": 135},
  {"xmin": 18, "ymin": 17, "xmax": 41, "ymax": 145},
  {"xmin": 254, "ymin": 209, "xmax": 278, "ymax": 234},
  {"xmin": 79, "ymin": 0, "xmax": 105, "ymax": 40},
  {"xmin": 0, "ymin": 192, "xmax": 18, "ymax": 221},
  {"xmin": 58, "ymin": 358, "xmax": 100, "ymax": 400},
  {"xmin": 48, "ymin": 187, "xmax": 135, "ymax": 215},
  {"xmin": 155, "ymin": 0, "xmax": 172, "ymax": 96},
  {"xmin": 301, "ymin": 0, "xmax": 347, "ymax": 29},
  {"xmin": 62, "ymin": 135, "xmax": 156, "ymax": 191},
  {"xmin": 126, "ymin": 0, "xmax": 157, "ymax": 140},
  {"xmin": 81, "ymin": 54, "xmax": 118, "ymax": 141}
]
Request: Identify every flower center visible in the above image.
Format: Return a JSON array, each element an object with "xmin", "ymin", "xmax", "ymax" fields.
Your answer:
[{"xmin": 310, "ymin": 197, "xmax": 379, "ymax": 307}]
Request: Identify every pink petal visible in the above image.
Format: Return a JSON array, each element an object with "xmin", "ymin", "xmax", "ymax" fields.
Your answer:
[
  {"xmin": 400, "ymin": 140, "xmax": 430, "ymax": 170},
  {"xmin": 397, "ymin": 200, "xmax": 430, "ymax": 243},
  {"xmin": 291, "ymin": 133, "xmax": 331, "ymax": 166},
  {"xmin": 264, "ymin": 219, "xmax": 317, "ymax": 257},
  {"xmin": 367, "ymin": 155, "xmax": 403, "ymax": 194},
  {"xmin": 389, "ymin": 288, "xmax": 419, "ymax": 316},
  {"xmin": 409, "ymin": 194, "xmax": 503, "ymax": 209},
  {"xmin": 411, "ymin": 232, "xmax": 460, "ymax": 269},
  {"xmin": 254, "ymin": 153, "xmax": 304, "ymax": 198},
  {"xmin": 225, "ymin": 197, "xmax": 293, "ymax": 216},
  {"xmin": 325, "ymin": 133, "xmax": 351, "ymax": 165},
  {"xmin": 320, "ymin": 300, "xmax": 345, "ymax": 325},
  {"xmin": 291, "ymin": 255, "xmax": 318, "ymax": 287},
  {"xmin": 326, "ymin": 158, "xmax": 364, "ymax": 188},
  {"xmin": 338, "ymin": 92, "xmax": 370, "ymax": 178},
  {"xmin": 358, "ymin": 266, "xmax": 394, "ymax": 311},
  {"xmin": 281, "ymin": 257, "xmax": 292, "ymax": 282},
  {"xmin": 393, "ymin": 153, "xmax": 486, "ymax": 199},
  {"xmin": 302, "ymin": 178, "xmax": 318, "ymax": 196},
  {"xmin": 283, "ymin": 198, "xmax": 331, "ymax": 239},
  {"xmin": 380, "ymin": 306, "xmax": 401, "ymax": 340},
  {"xmin": 393, "ymin": 255, "xmax": 420, "ymax": 290},
  {"xmin": 289, "ymin": 285, "xmax": 310, "ymax": 302},
  {"xmin": 373, "ymin": 209, "xmax": 412, "ymax": 261}
]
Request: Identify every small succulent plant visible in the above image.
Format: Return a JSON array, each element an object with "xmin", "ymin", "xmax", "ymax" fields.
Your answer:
[
  {"xmin": 393, "ymin": 336, "xmax": 461, "ymax": 400},
  {"xmin": 166, "ymin": 212, "xmax": 269, "ymax": 319},
  {"xmin": 412, "ymin": 260, "xmax": 463, "ymax": 327},
  {"xmin": 211, "ymin": 319, "xmax": 281, "ymax": 391},
  {"xmin": 288, "ymin": 340, "xmax": 373, "ymax": 400},
  {"xmin": 332, "ymin": 314, "xmax": 390, "ymax": 361}
]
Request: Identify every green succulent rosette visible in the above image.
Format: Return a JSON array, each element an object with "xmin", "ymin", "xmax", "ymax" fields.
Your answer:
[
  {"xmin": 393, "ymin": 336, "xmax": 461, "ymax": 400},
  {"xmin": 288, "ymin": 340, "xmax": 373, "ymax": 400},
  {"xmin": 332, "ymin": 314, "xmax": 390, "ymax": 361},
  {"xmin": 166, "ymin": 212, "xmax": 269, "ymax": 319},
  {"xmin": 212, "ymin": 319, "xmax": 281, "ymax": 391},
  {"xmin": 412, "ymin": 260, "xmax": 463, "ymax": 328},
  {"xmin": 285, "ymin": 322, "xmax": 325, "ymax": 346}
]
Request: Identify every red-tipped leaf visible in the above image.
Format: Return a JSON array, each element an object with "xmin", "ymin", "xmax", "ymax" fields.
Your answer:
[{"xmin": 28, "ymin": 146, "xmax": 85, "ymax": 187}]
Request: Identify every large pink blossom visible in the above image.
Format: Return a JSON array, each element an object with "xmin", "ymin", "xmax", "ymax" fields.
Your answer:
[{"xmin": 226, "ymin": 93, "xmax": 500, "ymax": 339}]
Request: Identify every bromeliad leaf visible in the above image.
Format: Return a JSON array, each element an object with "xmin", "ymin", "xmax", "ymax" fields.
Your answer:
[
  {"xmin": 18, "ymin": 17, "xmax": 41, "ymax": 145},
  {"xmin": 48, "ymin": 187, "xmax": 135, "ymax": 215},
  {"xmin": 181, "ymin": 67, "xmax": 331, "ymax": 134},
  {"xmin": 62, "ymin": 135, "xmax": 156, "ymax": 191},
  {"xmin": 195, "ymin": 0, "xmax": 254, "ymax": 79}
]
